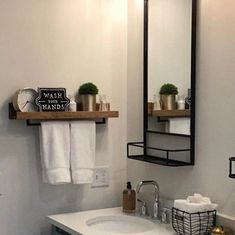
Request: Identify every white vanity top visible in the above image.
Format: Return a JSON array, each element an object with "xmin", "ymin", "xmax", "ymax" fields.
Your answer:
[{"xmin": 48, "ymin": 207, "xmax": 176, "ymax": 235}]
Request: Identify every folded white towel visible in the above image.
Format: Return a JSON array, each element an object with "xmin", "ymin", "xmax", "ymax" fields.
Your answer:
[
  {"xmin": 174, "ymin": 199, "xmax": 188, "ymax": 212},
  {"xmin": 174, "ymin": 193, "xmax": 218, "ymax": 213},
  {"xmin": 70, "ymin": 121, "xmax": 95, "ymax": 184},
  {"xmin": 40, "ymin": 121, "xmax": 71, "ymax": 185},
  {"xmin": 168, "ymin": 118, "xmax": 190, "ymax": 135}
]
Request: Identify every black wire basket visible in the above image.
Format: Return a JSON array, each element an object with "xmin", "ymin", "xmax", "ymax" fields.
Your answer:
[{"xmin": 172, "ymin": 207, "xmax": 217, "ymax": 235}]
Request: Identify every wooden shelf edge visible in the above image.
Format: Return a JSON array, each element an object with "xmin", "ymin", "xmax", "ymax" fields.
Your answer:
[
  {"xmin": 9, "ymin": 103, "xmax": 119, "ymax": 121},
  {"xmin": 152, "ymin": 109, "xmax": 191, "ymax": 118},
  {"xmin": 148, "ymin": 103, "xmax": 190, "ymax": 118}
]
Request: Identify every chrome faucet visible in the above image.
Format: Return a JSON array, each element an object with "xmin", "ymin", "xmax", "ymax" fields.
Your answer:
[{"xmin": 136, "ymin": 180, "xmax": 160, "ymax": 219}]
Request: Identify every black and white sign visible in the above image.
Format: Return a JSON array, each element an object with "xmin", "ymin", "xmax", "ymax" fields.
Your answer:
[{"xmin": 35, "ymin": 88, "xmax": 70, "ymax": 112}]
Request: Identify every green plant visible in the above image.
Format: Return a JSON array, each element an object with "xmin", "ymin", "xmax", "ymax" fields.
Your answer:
[
  {"xmin": 78, "ymin": 82, "xmax": 99, "ymax": 95},
  {"xmin": 159, "ymin": 83, "xmax": 178, "ymax": 95}
]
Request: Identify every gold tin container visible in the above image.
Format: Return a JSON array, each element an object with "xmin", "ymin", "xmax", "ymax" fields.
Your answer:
[
  {"xmin": 80, "ymin": 95, "xmax": 96, "ymax": 111},
  {"xmin": 160, "ymin": 94, "xmax": 176, "ymax": 110}
]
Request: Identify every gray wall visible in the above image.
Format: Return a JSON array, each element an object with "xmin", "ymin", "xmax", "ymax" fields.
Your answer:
[{"xmin": 127, "ymin": 0, "xmax": 235, "ymax": 229}]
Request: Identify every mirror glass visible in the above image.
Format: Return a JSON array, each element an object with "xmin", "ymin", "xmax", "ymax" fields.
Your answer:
[{"xmin": 148, "ymin": 0, "xmax": 192, "ymax": 136}]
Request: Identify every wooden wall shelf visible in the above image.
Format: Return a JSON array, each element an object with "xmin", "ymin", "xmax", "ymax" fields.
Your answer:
[
  {"xmin": 152, "ymin": 109, "xmax": 190, "ymax": 118},
  {"xmin": 9, "ymin": 103, "xmax": 119, "ymax": 125},
  {"xmin": 148, "ymin": 103, "xmax": 190, "ymax": 118}
]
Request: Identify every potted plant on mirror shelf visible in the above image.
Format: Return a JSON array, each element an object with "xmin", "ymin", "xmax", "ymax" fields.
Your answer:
[
  {"xmin": 78, "ymin": 82, "xmax": 99, "ymax": 111},
  {"xmin": 159, "ymin": 83, "xmax": 178, "ymax": 110}
]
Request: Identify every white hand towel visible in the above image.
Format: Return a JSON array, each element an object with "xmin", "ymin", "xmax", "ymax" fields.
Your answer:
[
  {"xmin": 40, "ymin": 121, "xmax": 71, "ymax": 185},
  {"xmin": 70, "ymin": 121, "xmax": 95, "ymax": 184},
  {"xmin": 174, "ymin": 194, "xmax": 218, "ymax": 213}
]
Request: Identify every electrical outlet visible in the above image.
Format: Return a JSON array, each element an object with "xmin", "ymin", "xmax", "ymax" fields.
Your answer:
[{"xmin": 92, "ymin": 166, "xmax": 109, "ymax": 187}]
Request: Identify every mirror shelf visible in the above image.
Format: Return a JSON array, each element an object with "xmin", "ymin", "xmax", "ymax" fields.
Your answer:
[
  {"xmin": 127, "ymin": 142, "xmax": 192, "ymax": 167},
  {"xmin": 128, "ymin": 155, "xmax": 193, "ymax": 167}
]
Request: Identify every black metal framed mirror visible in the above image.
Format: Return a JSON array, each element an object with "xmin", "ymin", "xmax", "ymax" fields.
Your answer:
[{"xmin": 128, "ymin": 0, "xmax": 197, "ymax": 166}]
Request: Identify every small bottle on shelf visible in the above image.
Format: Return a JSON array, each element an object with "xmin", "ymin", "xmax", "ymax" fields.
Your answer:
[
  {"xmin": 153, "ymin": 94, "xmax": 161, "ymax": 111},
  {"xmin": 177, "ymin": 95, "xmax": 185, "ymax": 110},
  {"xmin": 68, "ymin": 95, "xmax": 77, "ymax": 112},
  {"xmin": 99, "ymin": 94, "xmax": 109, "ymax": 111}
]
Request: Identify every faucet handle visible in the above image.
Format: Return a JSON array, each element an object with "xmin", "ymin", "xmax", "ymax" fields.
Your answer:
[
  {"xmin": 161, "ymin": 207, "xmax": 171, "ymax": 224},
  {"xmin": 137, "ymin": 198, "xmax": 148, "ymax": 216},
  {"xmin": 153, "ymin": 201, "xmax": 159, "ymax": 219}
]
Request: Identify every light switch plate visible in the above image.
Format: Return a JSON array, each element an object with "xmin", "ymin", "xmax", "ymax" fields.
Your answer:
[{"xmin": 92, "ymin": 166, "xmax": 109, "ymax": 188}]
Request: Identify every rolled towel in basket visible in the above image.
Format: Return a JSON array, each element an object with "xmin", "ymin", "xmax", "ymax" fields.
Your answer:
[{"xmin": 187, "ymin": 193, "xmax": 211, "ymax": 204}]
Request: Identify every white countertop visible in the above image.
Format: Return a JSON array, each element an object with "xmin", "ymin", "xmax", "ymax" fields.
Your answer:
[{"xmin": 48, "ymin": 207, "xmax": 176, "ymax": 235}]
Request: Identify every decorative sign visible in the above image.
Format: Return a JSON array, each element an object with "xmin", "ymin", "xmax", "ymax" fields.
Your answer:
[{"xmin": 35, "ymin": 88, "xmax": 70, "ymax": 112}]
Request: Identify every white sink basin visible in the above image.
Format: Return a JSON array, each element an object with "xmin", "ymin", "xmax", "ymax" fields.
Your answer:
[
  {"xmin": 86, "ymin": 215, "xmax": 155, "ymax": 234},
  {"xmin": 48, "ymin": 207, "xmax": 175, "ymax": 235}
]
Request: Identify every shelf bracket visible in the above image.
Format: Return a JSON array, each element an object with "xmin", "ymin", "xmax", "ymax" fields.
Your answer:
[
  {"xmin": 26, "ymin": 120, "xmax": 40, "ymax": 126},
  {"xmin": 157, "ymin": 117, "xmax": 169, "ymax": 123},
  {"xmin": 95, "ymin": 118, "xmax": 106, "ymax": 124}
]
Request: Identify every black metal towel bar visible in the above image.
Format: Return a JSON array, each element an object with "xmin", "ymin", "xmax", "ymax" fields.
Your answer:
[{"xmin": 26, "ymin": 119, "xmax": 106, "ymax": 126}]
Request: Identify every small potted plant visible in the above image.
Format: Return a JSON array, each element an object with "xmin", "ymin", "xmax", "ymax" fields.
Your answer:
[
  {"xmin": 78, "ymin": 82, "xmax": 99, "ymax": 111},
  {"xmin": 159, "ymin": 83, "xmax": 178, "ymax": 110}
]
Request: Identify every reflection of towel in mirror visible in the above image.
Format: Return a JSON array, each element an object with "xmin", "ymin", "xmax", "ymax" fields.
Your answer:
[
  {"xmin": 40, "ymin": 121, "xmax": 71, "ymax": 185},
  {"xmin": 168, "ymin": 118, "xmax": 190, "ymax": 135},
  {"xmin": 70, "ymin": 121, "xmax": 95, "ymax": 184}
]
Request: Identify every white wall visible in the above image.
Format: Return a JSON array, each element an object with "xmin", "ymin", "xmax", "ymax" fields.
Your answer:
[
  {"xmin": 128, "ymin": 0, "xmax": 235, "ymax": 229},
  {"xmin": 0, "ymin": 1, "xmax": 127, "ymax": 235},
  {"xmin": 1, "ymin": 0, "xmax": 235, "ymax": 233}
]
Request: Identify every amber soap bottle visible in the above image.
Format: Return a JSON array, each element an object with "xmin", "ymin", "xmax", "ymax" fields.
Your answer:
[{"xmin": 122, "ymin": 181, "xmax": 136, "ymax": 213}]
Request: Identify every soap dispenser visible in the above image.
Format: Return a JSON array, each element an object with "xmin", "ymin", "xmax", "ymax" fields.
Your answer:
[{"xmin": 122, "ymin": 181, "xmax": 136, "ymax": 213}]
